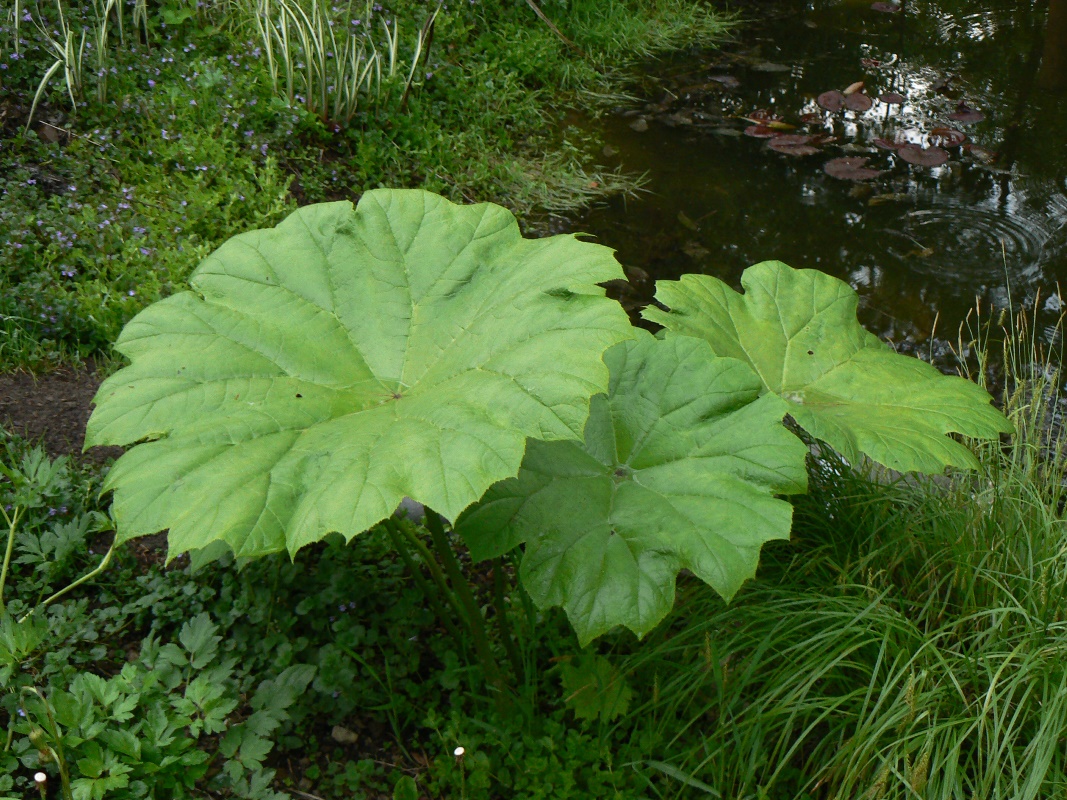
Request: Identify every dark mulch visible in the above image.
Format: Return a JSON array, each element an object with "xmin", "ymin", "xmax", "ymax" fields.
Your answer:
[{"xmin": 0, "ymin": 364, "xmax": 124, "ymax": 464}]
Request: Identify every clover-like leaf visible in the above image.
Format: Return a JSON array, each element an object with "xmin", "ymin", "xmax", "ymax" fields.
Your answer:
[
  {"xmin": 455, "ymin": 332, "xmax": 807, "ymax": 645},
  {"xmin": 643, "ymin": 261, "xmax": 1013, "ymax": 473},
  {"xmin": 85, "ymin": 190, "xmax": 634, "ymax": 558}
]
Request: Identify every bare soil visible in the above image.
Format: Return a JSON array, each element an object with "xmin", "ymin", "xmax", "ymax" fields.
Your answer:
[{"xmin": 0, "ymin": 363, "xmax": 123, "ymax": 464}]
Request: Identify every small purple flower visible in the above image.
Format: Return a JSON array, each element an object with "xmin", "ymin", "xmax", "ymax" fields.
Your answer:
[
  {"xmin": 148, "ymin": 79, "xmax": 156, "ymax": 87},
  {"xmin": 128, "ymin": 290, "xmax": 135, "ymax": 296}
]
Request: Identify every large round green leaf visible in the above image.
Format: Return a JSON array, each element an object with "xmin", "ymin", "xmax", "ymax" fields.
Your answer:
[
  {"xmin": 643, "ymin": 261, "xmax": 1013, "ymax": 474},
  {"xmin": 454, "ymin": 332, "xmax": 808, "ymax": 645},
  {"xmin": 85, "ymin": 190, "xmax": 634, "ymax": 558}
]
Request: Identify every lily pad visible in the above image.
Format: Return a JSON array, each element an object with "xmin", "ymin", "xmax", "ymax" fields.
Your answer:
[
  {"xmin": 930, "ymin": 127, "xmax": 966, "ymax": 147},
  {"xmin": 823, "ymin": 157, "xmax": 884, "ymax": 181},
  {"xmin": 85, "ymin": 190, "xmax": 635, "ymax": 558},
  {"xmin": 744, "ymin": 125, "xmax": 778, "ymax": 138},
  {"xmin": 798, "ymin": 112, "xmax": 825, "ymax": 125},
  {"xmin": 454, "ymin": 333, "xmax": 807, "ymax": 645},
  {"xmin": 844, "ymin": 93, "xmax": 873, "ymax": 112},
  {"xmin": 768, "ymin": 134, "xmax": 821, "ymax": 156},
  {"xmin": 897, "ymin": 144, "xmax": 949, "ymax": 166},
  {"xmin": 817, "ymin": 90, "xmax": 846, "ymax": 112},
  {"xmin": 879, "ymin": 92, "xmax": 906, "ymax": 104},
  {"xmin": 872, "ymin": 137, "xmax": 902, "ymax": 150},
  {"xmin": 948, "ymin": 104, "xmax": 985, "ymax": 124},
  {"xmin": 643, "ymin": 261, "xmax": 1014, "ymax": 474}
]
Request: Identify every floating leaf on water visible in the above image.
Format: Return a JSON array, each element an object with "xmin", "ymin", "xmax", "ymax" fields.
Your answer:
[
  {"xmin": 843, "ymin": 81, "xmax": 865, "ymax": 95},
  {"xmin": 872, "ymin": 137, "xmax": 902, "ymax": 150},
  {"xmin": 744, "ymin": 125, "xmax": 778, "ymax": 138},
  {"xmin": 871, "ymin": 1, "xmax": 901, "ymax": 11},
  {"xmin": 896, "ymin": 144, "xmax": 949, "ymax": 166},
  {"xmin": 677, "ymin": 211, "xmax": 700, "ymax": 231},
  {"xmin": 824, "ymin": 157, "xmax": 885, "ymax": 181},
  {"xmin": 712, "ymin": 127, "xmax": 743, "ymax": 137},
  {"xmin": 861, "ymin": 58, "xmax": 883, "ymax": 68},
  {"xmin": 844, "ymin": 93, "xmax": 874, "ymax": 112},
  {"xmin": 768, "ymin": 135, "xmax": 822, "ymax": 156},
  {"xmin": 817, "ymin": 90, "xmax": 846, "ymax": 112},
  {"xmin": 798, "ymin": 112, "xmax": 824, "ymax": 125},
  {"xmin": 748, "ymin": 109, "xmax": 779, "ymax": 122},
  {"xmin": 752, "ymin": 62, "xmax": 791, "ymax": 73},
  {"xmin": 948, "ymin": 103, "xmax": 985, "ymax": 124},
  {"xmin": 766, "ymin": 120, "xmax": 797, "ymax": 131},
  {"xmin": 869, "ymin": 192, "xmax": 910, "ymax": 205},
  {"xmin": 708, "ymin": 75, "xmax": 741, "ymax": 89},
  {"xmin": 929, "ymin": 127, "xmax": 966, "ymax": 147},
  {"xmin": 879, "ymin": 92, "xmax": 906, "ymax": 104},
  {"xmin": 963, "ymin": 142, "xmax": 997, "ymax": 163}
]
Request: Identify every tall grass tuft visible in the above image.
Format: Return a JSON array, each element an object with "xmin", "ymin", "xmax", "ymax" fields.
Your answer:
[
  {"xmin": 255, "ymin": 0, "xmax": 437, "ymax": 125},
  {"xmin": 613, "ymin": 301, "xmax": 1067, "ymax": 799}
]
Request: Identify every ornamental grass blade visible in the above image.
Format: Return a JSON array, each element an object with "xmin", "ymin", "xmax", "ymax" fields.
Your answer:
[
  {"xmin": 85, "ymin": 190, "xmax": 634, "ymax": 559},
  {"xmin": 455, "ymin": 333, "xmax": 807, "ymax": 645},
  {"xmin": 643, "ymin": 261, "xmax": 1014, "ymax": 474}
]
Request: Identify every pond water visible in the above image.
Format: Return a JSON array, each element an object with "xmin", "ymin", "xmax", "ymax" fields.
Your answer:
[{"xmin": 570, "ymin": 0, "xmax": 1067, "ymax": 355}]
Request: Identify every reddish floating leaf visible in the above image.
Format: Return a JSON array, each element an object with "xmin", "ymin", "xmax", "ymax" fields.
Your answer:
[
  {"xmin": 768, "ymin": 135, "xmax": 821, "ymax": 156},
  {"xmin": 817, "ymin": 90, "xmax": 846, "ymax": 112},
  {"xmin": 879, "ymin": 92, "xmax": 906, "ymax": 104},
  {"xmin": 861, "ymin": 58, "xmax": 883, "ymax": 68},
  {"xmin": 748, "ymin": 109, "xmax": 779, "ymax": 122},
  {"xmin": 844, "ymin": 93, "xmax": 874, "ymax": 111},
  {"xmin": 930, "ymin": 127, "xmax": 967, "ymax": 147},
  {"xmin": 799, "ymin": 112, "xmax": 825, "ymax": 125},
  {"xmin": 896, "ymin": 144, "xmax": 949, "ymax": 166},
  {"xmin": 948, "ymin": 103, "xmax": 985, "ymax": 124},
  {"xmin": 871, "ymin": 1, "xmax": 901, "ymax": 10},
  {"xmin": 744, "ymin": 125, "xmax": 778, "ymax": 138},
  {"xmin": 872, "ymin": 137, "xmax": 902, "ymax": 150},
  {"xmin": 824, "ymin": 157, "xmax": 885, "ymax": 181}
]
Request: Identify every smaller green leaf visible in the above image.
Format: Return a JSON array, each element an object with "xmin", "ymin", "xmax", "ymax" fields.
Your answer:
[
  {"xmin": 394, "ymin": 775, "xmax": 419, "ymax": 800},
  {"xmin": 644, "ymin": 261, "xmax": 1014, "ymax": 473},
  {"xmin": 558, "ymin": 654, "xmax": 633, "ymax": 723},
  {"xmin": 456, "ymin": 332, "xmax": 807, "ymax": 644}
]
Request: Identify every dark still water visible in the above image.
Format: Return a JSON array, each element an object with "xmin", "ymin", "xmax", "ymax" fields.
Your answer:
[{"xmin": 569, "ymin": 0, "xmax": 1067, "ymax": 352}]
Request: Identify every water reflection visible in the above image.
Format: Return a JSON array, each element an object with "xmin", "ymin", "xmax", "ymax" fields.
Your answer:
[{"xmin": 567, "ymin": 0, "xmax": 1067, "ymax": 351}]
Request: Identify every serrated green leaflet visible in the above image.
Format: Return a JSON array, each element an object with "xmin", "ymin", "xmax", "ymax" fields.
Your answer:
[
  {"xmin": 455, "ymin": 333, "xmax": 807, "ymax": 645},
  {"xmin": 644, "ymin": 261, "xmax": 1013, "ymax": 474},
  {"xmin": 85, "ymin": 189, "xmax": 633, "ymax": 558}
]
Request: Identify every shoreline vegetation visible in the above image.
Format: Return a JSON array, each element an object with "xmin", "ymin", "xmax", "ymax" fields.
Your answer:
[{"xmin": 0, "ymin": 0, "xmax": 731, "ymax": 373}]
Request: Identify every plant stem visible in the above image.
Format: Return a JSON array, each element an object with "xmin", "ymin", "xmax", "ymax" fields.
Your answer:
[
  {"xmin": 384, "ymin": 518, "xmax": 464, "ymax": 642},
  {"xmin": 423, "ymin": 510, "xmax": 505, "ymax": 694},
  {"xmin": 492, "ymin": 557, "xmax": 524, "ymax": 682},
  {"xmin": 0, "ymin": 506, "xmax": 23, "ymax": 616},
  {"xmin": 394, "ymin": 518, "xmax": 467, "ymax": 628},
  {"xmin": 18, "ymin": 543, "xmax": 115, "ymax": 624}
]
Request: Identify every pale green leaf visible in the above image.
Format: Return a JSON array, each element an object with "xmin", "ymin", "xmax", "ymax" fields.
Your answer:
[
  {"xmin": 644, "ymin": 261, "xmax": 1013, "ymax": 474},
  {"xmin": 86, "ymin": 190, "xmax": 633, "ymax": 558},
  {"xmin": 455, "ymin": 332, "xmax": 807, "ymax": 645}
]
